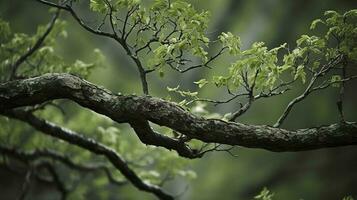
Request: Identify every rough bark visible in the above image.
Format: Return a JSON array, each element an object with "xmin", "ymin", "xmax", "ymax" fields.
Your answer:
[{"xmin": 1, "ymin": 73, "xmax": 357, "ymax": 152}]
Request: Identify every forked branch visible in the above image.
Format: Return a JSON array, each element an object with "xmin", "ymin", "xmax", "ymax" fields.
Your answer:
[{"xmin": 1, "ymin": 73, "xmax": 356, "ymax": 152}]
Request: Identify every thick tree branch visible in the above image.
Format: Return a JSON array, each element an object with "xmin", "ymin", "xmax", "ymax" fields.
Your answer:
[{"xmin": 1, "ymin": 73, "xmax": 357, "ymax": 152}]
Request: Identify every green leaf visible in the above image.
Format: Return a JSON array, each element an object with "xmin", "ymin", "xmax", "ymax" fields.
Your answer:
[
  {"xmin": 194, "ymin": 79, "xmax": 209, "ymax": 88},
  {"xmin": 254, "ymin": 187, "xmax": 274, "ymax": 200},
  {"xmin": 213, "ymin": 76, "xmax": 229, "ymax": 87},
  {"xmin": 324, "ymin": 10, "xmax": 339, "ymax": 17},
  {"xmin": 178, "ymin": 99, "xmax": 188, "ymax": 106},
  {"xmin": 297, "ymin": 35, "xmax": 310, "ymax": 46},
  {"xmin": 294, "ymin": 65, "xmax": 306, "ymax": 83},
  {"xmin": 167, "ymin": 85, "xmax": 180, "ymax": 92},
  {"xmin": 310, "ymin": 19, "xmax": 324, "ymax": 30},
  {"xmin": 312, "ymin": 61, "xmax": 320, "ymax": 70},
  {"xmin": 90, "ymin": 0, "xmax": 107, "ymax": 13},
  {"xmin": 218, "ymin": 32, "xmax": 241, "ymax": 55},
  {"xmin": 342, "ymin": 196, "xmax": 354, "ymax": 200},
  {"xmin": 331, "ymin": 75, "xmax": 341, "ymax": 87},
  {"xmin": 344, "ymin": 9, "xmax": 357, "ymax": 18}
]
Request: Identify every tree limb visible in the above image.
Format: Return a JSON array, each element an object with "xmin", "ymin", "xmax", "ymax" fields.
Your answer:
[
  {"xmin": 36, "ymin": 0, "xmax": 115, "ymax": 38},
  {"xmin": 0, "ymin": 108, "xmax": 173, "ymax": 200},
  {"xmin": 274, "ymin": 55, "xmax": 345, "ymax": 127},
  {"xmin": 35, "ymin": 162, "xmax": 68, "ymax": 200},
  {"xmin": 1, "ymin": 73, "xmax": 357, "ymax": 152},
  {"xmin": 129, "ymin": 119, "xmax": 202, "ymax": 159},
  {"xmin": 36, "ymin": 0, "xmax": 150, "ymax": 95},
  {"xmin": 0, "ymin": 146, "xmax": 127, "ymax": 187}
]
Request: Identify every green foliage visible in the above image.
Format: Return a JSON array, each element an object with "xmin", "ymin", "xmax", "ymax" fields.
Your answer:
[
  {"xmin": 310, "ymin": 19, "xmax": 324, "ymax": 30},
  {"xmin": 254, "ymin": 187, "xmax": 274, "ymax": 200},
  {"xmin": 320, "ymin": 9, "xmax": 357, "ymax": 61},
  {"xmin": 167, "ymin": 85, "xmax": 198, "ymax": 98},
  {"xmin": 127, "ymin": 0, "xmax": 211, "ymax": 72},
  {"xmin": 194, "ymin": 78, "xmax": 209, "ymax": 88},
  {"xmin": 342, "ymin": 196, "xmax": 355, "ymax": 200},
  {"xmin": 208, "ymin": 9, "xmax": 356, "ymax": 95},
  {"xmin": 331, "ymin": 75, "xmax": 342, "ymax": 87},
  {"xmin": 294, "ymin": 65, "xmax": 306, "ymax": 83},
  {"xmin": 166, "ymin": 85, "xmax": 200, "ymax": 108},
  {"xmin": 90, "ymin": 0, "xmax": 107, "ymax": 13},
  {"xmin": 85, "ymin": 1, "xmax": 356, "ymax": 98},
  {"xmin": 0, "ymin": 16, "xmax": 103, "ymax": 82},
  {"xmin": 90, "ymin": 0, "xmax": 141, "ymax": 13},
  {"xmin": 213, "ymin": 42, "xmax": 288, "ymax": 92},
  {"xmin": 0, "ymin": 18, "xmax": 11, "ymax": 43},
  {"xmin": 219, "ymin": 32, "xmax": 241, "ymax": 55}
]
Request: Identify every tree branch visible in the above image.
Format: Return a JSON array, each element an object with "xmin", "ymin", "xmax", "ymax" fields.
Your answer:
[
  {"xmin": 36, "ymin": 0, "xmax": 150, "ymax": 95},
  {"xmin": 1, "ymin": 73, "xmax": 357, "ymax": 152},
  {"xmin": 0, "ymin": 146, "xmax": 127, "ymax": 187},
  {"xmin": 36, "ymin": 0, "xmax": 115, "ymax": 38},
  {"xmin": 0, "ymin": 108, "xmax": 173, "ymax": 200},
  {"xmin": 274, "ymin": 55, "xmax": 344, "ymax": 127},
  {"xmin": 129, "ymin": 119, "xmax": 202, "ymax": 159},
  {"xmin": 9, "ymin": 9, "xmax": 60, "ymax": 80},
  {"xmin": 36, "ymin": 162, "xmax": 68, "ymax": 200}
]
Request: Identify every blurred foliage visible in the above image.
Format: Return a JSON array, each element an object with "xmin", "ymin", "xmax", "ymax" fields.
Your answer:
[{"xmin": 0, "ymin": 16, "xmax": 104, "ymax": 81}]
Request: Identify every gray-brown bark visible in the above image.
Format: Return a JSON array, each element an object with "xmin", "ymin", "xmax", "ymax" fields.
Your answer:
[{"xmin": 1, "ymin": 73, "xmax": 356, "ymax": 152}]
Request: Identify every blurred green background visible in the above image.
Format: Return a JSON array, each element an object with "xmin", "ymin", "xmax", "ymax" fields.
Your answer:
[{"xmin": 1, "ymin": 0, "xmax": 357, "ymax": 199}]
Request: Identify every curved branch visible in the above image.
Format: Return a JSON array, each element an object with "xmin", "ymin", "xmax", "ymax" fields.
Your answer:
[
  {"xmin": 36, "ymin": 0, "xmax": 150, "ymax": 95},
  {"xmin": 0, "ymin": 109, "xmax": 173, "ymax": 200},
  {"xmin": 36, "ymin": 0, "xmax": 115, "ymax": 38},
  {"xmin": 0, "ymin": 73, "xmax": 357, "ymax": 152},
  {"xmin": 0, "ymin": 146, "xmax": 127, "ymax": 187},
  {"xmin": 1, "ymin": 155, "xmax": 68, "ymax": 199},
  {"xmin": 129, "ymin": 119, "xmax": 201, "ymax": 159},
  {"xmin": 36, "ymin": 162, "xmax": 68, "ymax": 200},
  {"xmin": 274, "ymin": 55, "xmax": 344, "ymax": 127}
]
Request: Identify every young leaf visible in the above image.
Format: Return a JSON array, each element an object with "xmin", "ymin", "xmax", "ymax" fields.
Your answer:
[{"xmin": 194, "ymin": 79, "xmax": 209, "ymax": 88}]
